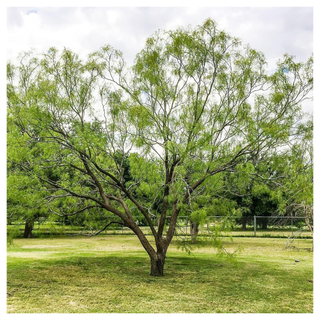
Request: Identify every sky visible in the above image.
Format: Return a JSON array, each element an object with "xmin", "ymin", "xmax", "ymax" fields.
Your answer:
[
  {"xmin": 7, "ymin": 7, "xmax": 313, "ymax": 69},
  {"xmin": 6, "ymin": 6, "xmax": 314, "ymax": 112}
]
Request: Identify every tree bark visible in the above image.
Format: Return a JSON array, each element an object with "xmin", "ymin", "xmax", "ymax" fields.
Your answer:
[
  {"xmin": 23, "ymin": 218, "xmax": 34, "ymax": 238},
  {"xmin": 190, "ymin": 221, "xmax": 199, "ymax": 244},
  {"xmin": 262, "ymin": 218, "xmax": 268, "ymax": 230},
  {"xmin": 150, "ymin": 253, "xmax": 166, "ymax": 276},
  {"xmin": 241, "ymin": 215, "xmax": 247, "ymax": 231},
  {"xmin": 304, "ymin": 205, "xmax": 313, "ymax": 234}
]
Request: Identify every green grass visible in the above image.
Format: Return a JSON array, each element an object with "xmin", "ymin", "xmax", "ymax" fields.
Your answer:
[
  {"xmin": 7, "ymin": 221, "xmax": 313, "ymax": 239},
  {"xmin": 7, "ymin": 235, "xmax": 313, "ymax": 313}
]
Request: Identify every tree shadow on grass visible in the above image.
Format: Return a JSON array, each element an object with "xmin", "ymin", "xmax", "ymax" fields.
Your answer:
[
  {"xmin": 7, "ymin": 252, "xmax": 313, "ymax": 313},
  {"xmin": 11, "ymin": 252, "xmax": 242, "ymax": 280}
]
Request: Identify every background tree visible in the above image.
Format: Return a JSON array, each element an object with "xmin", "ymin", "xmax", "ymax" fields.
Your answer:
[
  {"xmin": 7, "ymin": 19, "xmax": 313, "ymax": 276},
  {"xmin": 269, "ymin": 118, "xmax": 313, "ymax": 234},
  {"xmin": 7, "ymin": 56, "xmax": 50, "ymax": 238},
  {"xmin": 223, "ymin": 161, "xmax": 277, "ymax": 231}
]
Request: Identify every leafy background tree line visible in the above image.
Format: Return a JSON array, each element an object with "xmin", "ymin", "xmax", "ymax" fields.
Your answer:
[{"xmin": 7, "ymin": 19, "xmax": 313, "ymax": 276}]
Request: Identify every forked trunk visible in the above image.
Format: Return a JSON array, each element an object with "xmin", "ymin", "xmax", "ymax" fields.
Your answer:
[
  {"xmin": 190, "ymin": 221, "xmax": 199, "ymax": 244},
  {"xmin": 150, "ymin": 253, "xmax": 166, "ymax": 276},
  {"xmin": 127, "ymin": 219, "xmax": 167, "ymax": 276}
]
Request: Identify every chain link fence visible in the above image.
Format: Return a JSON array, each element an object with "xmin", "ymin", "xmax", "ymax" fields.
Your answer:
[
  {"xmin": 173, "ymin": 215, "xmax": 312, "ymax": 238},
  {"xmin": 8, "ymin": 214, "xmax": 312, "ymax": 238}
]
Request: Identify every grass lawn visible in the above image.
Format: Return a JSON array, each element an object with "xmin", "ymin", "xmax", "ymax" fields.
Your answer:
[{"xmin": 7, "ymin": 235, "xmax": 313, "ymax": 313}]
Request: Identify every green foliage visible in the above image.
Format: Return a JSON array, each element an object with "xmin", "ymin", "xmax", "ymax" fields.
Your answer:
[{"xmin": 7, "ymin": 19, "xmax": 313, "ymax": 268}]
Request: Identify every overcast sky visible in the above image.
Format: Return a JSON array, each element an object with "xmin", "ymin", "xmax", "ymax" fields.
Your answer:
[
  {"xmin": 6, "ymin": 6, "xmax": 313, "ymax": 113},
  {"xmin": 7, "ymin": 7, "xmax": 313, "ymax": 66}
]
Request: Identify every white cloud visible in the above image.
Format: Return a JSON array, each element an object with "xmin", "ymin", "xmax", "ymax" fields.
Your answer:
[
  {"xmin": 7, "ymin": 7, "xmax": 313, "ymax": 67},
  {"xmin": 6, "ymin": 7, "xmax": 313, "ymax": 114}
]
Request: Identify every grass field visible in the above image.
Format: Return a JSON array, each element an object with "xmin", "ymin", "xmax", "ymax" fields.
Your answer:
[{"xmin": 7, "ymin": 235, "xmax": 313, "ymax": 313}]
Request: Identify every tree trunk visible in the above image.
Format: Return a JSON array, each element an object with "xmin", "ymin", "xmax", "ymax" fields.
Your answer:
[
  {"xmin": 23, "ymin": 218, "xmax": 34, "ymax": 238},
  {"xmin": 262, "ymin": 218, "xmax": 268, "ymax": 230},
  {"xmin": 241, "ymin": 215, "xmax": 247, "ymax": 231},
  {"xmin": 150, "ymin": 253, "xmax": 166, "ymax": 276},
  {"xmin": 190, "ymin": 221, "xmax": 199, "ymax": 244},
  {"xmin": 127, "ymin": 220, "xmax": 166, "ymax": 276},
  {"xmin": 304, "ymin": 205, "xmax": 313, "ymax": 234},
  {"xmin": 304, "ymin": 205, "xmax": 313, "ymax": 252}
]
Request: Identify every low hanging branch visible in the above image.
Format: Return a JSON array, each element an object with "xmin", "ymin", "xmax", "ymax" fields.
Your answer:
[{"xmin": 88, "ymin": 220, "xmax": 128, "ymax": 237}]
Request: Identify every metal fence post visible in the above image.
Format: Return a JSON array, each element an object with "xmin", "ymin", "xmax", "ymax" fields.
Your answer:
[{"xmin": 254, "ymin": 216, "xmax": 256, "ymax": 237}]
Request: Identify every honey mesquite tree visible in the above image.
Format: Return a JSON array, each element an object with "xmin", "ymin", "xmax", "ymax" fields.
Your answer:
[{"xmin": 7, "ymin": 19, "xmax": 313, "ymax": 276}]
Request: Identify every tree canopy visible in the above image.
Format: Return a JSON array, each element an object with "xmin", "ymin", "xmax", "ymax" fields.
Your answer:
[{"xmin": 7, "ymin": 18, "xmax": 313, "ymax": 276}]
